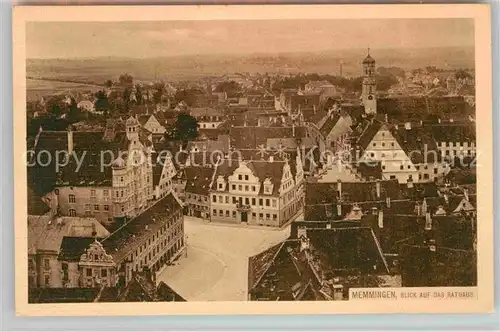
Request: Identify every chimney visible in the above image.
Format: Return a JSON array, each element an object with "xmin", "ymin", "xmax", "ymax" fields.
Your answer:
[
  {"xmin": 337, "ymin": 203, "xmax": 342, "ymax": 216},
  {"xmin": 337, "ymin": 180, "xmax": 342, "ymax": 198},
  {"xmin": 425, "ymin": 212, "xmax": 432, "ymax": 230},
  {"xmin": 386, "ymin": 196, "xmax": 391, "ymax": 208},
  {"xmin": 464, "ymin": 188, "xmax": 469, "ymax": 201},
  {"xmin": 292, "ymin": 123, "xmax": 295, "ymax": 137},
  {"xmin": 269, "ymin": 155, "xmax": 274, "ymax": 163},
  {"xmin": 438, "ymin": 118, "xmax": 442, "ymax": 124},
  {"xmin": 384, "ymin": 113, "xmax": 388, "ymax": 123},
  {"xmin": 394, "ymin": 124, "xmax": 399, "ymax": 130},
  {"xmin": 371, "ymin": 206, "xmax": 378, "ymax": 215},
  {"xmin": 67, "ymin": 125, "xmax": 74, "ymax": 154},
  {"xmin": 404, "ymin": 122, "xmax": 411, "ymax": 130},
  {"xmin": 378, "ymin": 210, "xmax": 384, "ymax": 228},
  {"xmin": 91, "ymin": 223, "xmax": 97, "ymax": 237},
  {"xmin": 376, "ymin": 180, "xmax": 381, "ymax": 199}
]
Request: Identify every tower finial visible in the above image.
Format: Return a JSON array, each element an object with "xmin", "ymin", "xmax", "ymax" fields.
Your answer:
[{"xmin": 367, "ymin": 47, "xmax": 370, "ymax": 56}]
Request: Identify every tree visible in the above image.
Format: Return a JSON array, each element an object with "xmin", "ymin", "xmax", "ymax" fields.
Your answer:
[
  {"xmin": 105, "ymin": 79, "xmax": 113, "ymax": 88},
  {"xmin": 165, "ymin": 112, "xmax": 198, "ymax": 142},
  {"xmin": 214, "ymin": 81, "xmax": 241, "ymax": 98},
  {"xmin": 135, "ymin": 84, "xmax": 143, "ymax": 105},
  {"xmin": 118, "ymin": 73, "xmax": 134, "ymax": 88},
  {"xmin": 153, "ymin": 82, "xmax": 166, "ymax": 105},
  {"xmin": 455, "ymin": 70, "xmax": 472, "ymax": 80},
  {"xmin": 174, "ymin": 88, "xmax": 203, "ymax": 107},
  {"xmin": 376, "ymin": 75, "xmax": 399, "ymax": 91},
  {"xmin": 94, "ymin": 90, "xmax": 110, "ymax": 112}
]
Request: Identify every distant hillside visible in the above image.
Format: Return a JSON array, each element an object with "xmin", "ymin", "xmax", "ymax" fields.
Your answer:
[{"xmin": 27, "ymin": 46, "xmax": 474, "ymax": 84}]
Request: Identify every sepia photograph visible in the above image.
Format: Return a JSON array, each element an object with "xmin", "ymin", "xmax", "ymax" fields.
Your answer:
[{"xmin": 13, "ymin": 4, "xmax": 493, "ymax": 315}]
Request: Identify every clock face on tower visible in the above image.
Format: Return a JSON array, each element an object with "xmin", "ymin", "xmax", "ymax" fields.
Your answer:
[{"xmin": 368, "ymin": 95, "xmax": 373, "ymax": 100}]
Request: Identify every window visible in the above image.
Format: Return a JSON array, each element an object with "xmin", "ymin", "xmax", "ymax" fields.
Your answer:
[
  {"xmin": 103, "ymin": 189, "xmax": 109, "ymax": 196},
  {"xmin": 272, "ymin": 199, "xmax": 277, "ymax": 208},
  {"xmin": 244, "ymin": 175, "xmax": 249, "ymax": 180},
  {"xmin": 218, "ymin": 183, "xmax": 223, "ymax": 189},
  {"xmin": 373, "ymin": 143, "xmax": 376, "ymax": 147},
  {"xmin": 382, "ymin": 143, "xmax": 385, "ymax": 147},
  {"xmin": 44, "ymin": 275, "xmax": 50, "ymax": 286},
  {"xmin": 266, "ymin": 214, "xmax": 270, "ymax": 220},
  {"xmin": 90, "ymin": 189, "xmax": 96, "ymax": 197},
  {"xmin": 69, "ymin": 209, "xmax": 76, "ymax": 217},
  {"xmin": 238, "ymin": 175, "xmax": 242, "ymax": 180},
  {"xmin": 232, "ymin": 185, "xmax": 236, "ymax": 190},
  {"xmin": 68, "ymin": 194, "xmax": 76, "ymax": 203},
  {"xmin": 120, "ymin": 176, "xmax": 124, "ymax": 182},
  {"xmin": 225, "ymin": 210, "xmax": 229, "ymax": 217},
  {"xmin": 424, "ymin": 174, "xmax": 430, "ymax": 180},
  {"xmin": 232, "ymin": 197, "xmax": 237, "ymax": 204},
  {"xmin": 232, "ymin": 211, "xmax": 236, "ymax": 218},
  {"xmin": 86, "ymin": 268, "xmax": 92, "ymax": 277},
  {"xmin": 259, "ymin": 198, "xmax": 263, "ymax": 206},
  {"xmin": 400, "ymin": 165, "xmax": 404, "ymax": 170},
  {"xmin": 218, "ymin": 196, "xmax": 223, "ymax": 203},
  {"xmin": 104, "ymin": 205, "xmax": 109, "ymax": 211},
  {"xmin": 245, "ymin": 185, "xmax": 249, "ymax": 191},
  {"xmin": 407, "ymin": 165, "xmax": 411, "ymax": 169},
  {"xmin": 94, "ymin": 204, "xmax": 99, "ymax": 211},
  {"xmin": 252, "ymin": 186, "xmax": 256, "ymax": 192},
  {"xmin": 259, "ymin": 213, "xmax": 264, "ymax": 219},
  {"xmin": 370, "ymin": 153, "xmax": 375, "ymax": 158},
  {"xmin": 225, "ymin": 196, "xmax": 229, "ymax": 204},
  {"xmin": 434, "ymin": 168, "xmax": 438, "ymax": 174},
  {"xmin": 252, "ymin": 198, "xmax": 256, "ymax": 205},
  {"xmin": 273, "ymin": 214, "xmax": 277, "ymax": 221},
  {"xmin": 252, "ymin": 213, "xmax": 256, "ymax": 219},
  {"xmin": 212, "ymin": 195, "xmax": 216, "ymax": 203},
  {"xmin": 390, "ymin": 175, "xmax": 396, "ymax": 180},
  {"xmin": 219, "ymin": 210, "xmax": 223, "ymax": 216},
  {"xmin": 43, "ymin": 259, "xmax": 50, "ymax": 270},
  {"xmin": 238, "ymin": 185, "xmax": 242, "ymax": 191}
]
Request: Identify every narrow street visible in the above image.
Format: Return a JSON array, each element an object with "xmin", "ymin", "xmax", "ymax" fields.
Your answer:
[{"xmin": 157, "ymin": 216, "xmax": 290, "ymax": 301}]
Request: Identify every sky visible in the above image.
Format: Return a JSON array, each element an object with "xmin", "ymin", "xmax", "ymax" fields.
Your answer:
[{"xmin": 26, "ymin": 19, "xmax": 475, "ymax": 59}]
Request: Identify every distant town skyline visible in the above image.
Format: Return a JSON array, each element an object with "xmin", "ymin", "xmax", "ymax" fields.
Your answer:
[{"xmin": 26, "ymin": 19, "xmax": 474, "ymax": 59}]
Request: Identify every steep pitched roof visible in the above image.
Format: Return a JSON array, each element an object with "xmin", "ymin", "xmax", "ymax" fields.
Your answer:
[
  {"xmin": 57, "ymin": 237, "xmax": 96, "ymax": 261},
  {"xmin": 28, "ymin": 216, "xmax": 109, "ymax": 254},
  {"xmin": 101, "ymin": 193, "xmax": 182, "ymax": 262},
  {"xmin": 184, "ymin": 166, "xmax": 215, "ymax": 196}
]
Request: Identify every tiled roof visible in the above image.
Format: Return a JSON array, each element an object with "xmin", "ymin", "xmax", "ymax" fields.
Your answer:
[
  {"xmin": 305, "ymin": 180, "xmax": 402, "ymax": 206},
  {"xmin": 399, "ymin": 244, "xmax": 476, "ymax": 287},
  {"xmin": 307, "ymin": 227, "xmax": 389, "ymax": 274},
  {"xmin": 429, "ymin": 124, "xmax": 476, "ymax": 142},
  {"xmin": 229, "ymin": 126, "xmax": 307, "ymax": 149},
  {"xmin": 28, "ymin": 216, "xmax": 109, "ymax": 254},
  {"xmin": 190, "ymin": 107, "xmax": 223, "ymax": 117},
  {"xmin": 319, "ymin": 113, "xmax": 341, "ymax": 137},
  {"xmin": 57, "ymin": 237, "xmax": 96, "ymax": 261},
  {"xmin": 184, "ymin": 167, "xmax": 215, "ymax": 196},
  {"xmin": 27, "ymin": 186, "xmax": 50, "ymax": 215},
  {"xmin": 101, "ymin": 193, "xmax": 182, "ymax": 263},
  {"xmin": 29, "ymin": 287, "xmax": 102, "ymax": 303},
  {"xmin": 390, "ymin": 126, "xmax": 441, "ymax": 163},
  {"xmin": 355, "ymin": 120, "xmax": 383, "ymax": 151}
]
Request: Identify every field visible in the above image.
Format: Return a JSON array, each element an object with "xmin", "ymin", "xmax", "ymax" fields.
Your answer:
[
  {"xmin": 26, "ymin": 78, "xmax": 103, "ymax": 102},
  {"xmin": 26, "ymin": 46, "xmax": 475, "ymax": 87}
]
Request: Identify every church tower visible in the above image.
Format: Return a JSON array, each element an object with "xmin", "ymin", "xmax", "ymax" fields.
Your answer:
[{"xmin": 361, "ymin": 48, "xmax": 377, "ymax": 114}]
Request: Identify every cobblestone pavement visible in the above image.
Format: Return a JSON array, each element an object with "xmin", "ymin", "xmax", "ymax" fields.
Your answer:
[{"xmin": 157, "ymin": 216, "xmax": 290, "ymax": 301}]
